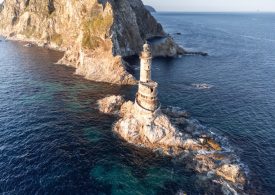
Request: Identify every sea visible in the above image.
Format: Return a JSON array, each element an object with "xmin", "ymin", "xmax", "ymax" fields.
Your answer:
[{"xmin": 0, "ymin": 12, "xmax": 274, "ymax": 195}]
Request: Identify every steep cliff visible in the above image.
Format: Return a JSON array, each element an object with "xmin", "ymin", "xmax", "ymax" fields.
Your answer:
[{"xmin": 0, "ymin": 0, "xmax": 183, "ymax": 85}]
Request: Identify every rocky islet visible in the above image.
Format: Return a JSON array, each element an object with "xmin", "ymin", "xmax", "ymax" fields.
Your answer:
[{"xmin": 97, "ymin": 43, "xmax": 247, "ymax": 194}]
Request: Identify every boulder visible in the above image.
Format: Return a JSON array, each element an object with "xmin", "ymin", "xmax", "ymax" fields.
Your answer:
[
  {"xmin": 150, "ymin": 36, "xmax": 185, "ymax": 57},
  {"xmin": 97, "ymin": 95, "xmax": 125, "ymax": 115},
  {"xmin": 216, "ymin": 164, "xmax": 246, "ymax": 184}
]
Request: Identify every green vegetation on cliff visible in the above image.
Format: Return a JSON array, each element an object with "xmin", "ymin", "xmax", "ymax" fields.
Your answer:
[{"xmin": 82, "ymin": 13, "xmax": 113, "ymax": 50}]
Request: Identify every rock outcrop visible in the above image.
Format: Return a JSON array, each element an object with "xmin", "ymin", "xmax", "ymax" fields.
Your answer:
[
  {"xmin": 148, "ymin": 36, "xmax": 185, "ymax": 57},
  {"xmin": 97, "ymin": 95, "xmax": 247, "ymax": 194},
  {"xmin": 144, "ymin": 5, "xmax": 156, "ymax": 13},
  {"xmin": 97, "ymin": 95, "xmax": 125, "ymax": 115},
  {"xmin": 0, "ymin": 0, "xmax": 183, "ymax": 85},
  {"xmin": 217, "ymin": 164, "xmax": 246, "ymax": 184}
]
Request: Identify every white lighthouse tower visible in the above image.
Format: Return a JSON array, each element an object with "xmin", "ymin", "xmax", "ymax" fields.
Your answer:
[{"xmin": 134, "ymin": 42, "xmax": 160, "ymax": 119}]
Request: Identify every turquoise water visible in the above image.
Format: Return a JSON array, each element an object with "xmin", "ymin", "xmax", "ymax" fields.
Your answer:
[{"xmin": 0, "ymin": 13, "xmax": 275, "ymax": 194}]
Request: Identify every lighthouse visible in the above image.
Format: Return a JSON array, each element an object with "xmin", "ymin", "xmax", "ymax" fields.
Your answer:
[{"xmin": 134, "ymin": 42, "xmax": 160, "ymax": 119}]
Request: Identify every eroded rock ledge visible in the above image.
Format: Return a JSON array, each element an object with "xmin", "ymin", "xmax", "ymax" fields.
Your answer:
[
  {"xmin": 0, "ymin": 0, "xmax": 183, "ymax": 85},
  {"xmin": 97, "ymin": 95, "xmax": 247, "ymax": 194}
]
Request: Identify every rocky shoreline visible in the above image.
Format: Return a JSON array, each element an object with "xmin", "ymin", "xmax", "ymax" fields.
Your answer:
[
  {"xmin": 97, "ymin": 95, "xmax": 247, "ymax": 194},
  {"xmin": 0, "ymin": 0, "xmax": 185, "ymax": 85}
]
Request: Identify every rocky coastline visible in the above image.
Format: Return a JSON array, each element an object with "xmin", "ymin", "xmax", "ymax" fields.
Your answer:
[{"xmin": 0, "ymin": 0, "xmax": 184, "ymax": 85}]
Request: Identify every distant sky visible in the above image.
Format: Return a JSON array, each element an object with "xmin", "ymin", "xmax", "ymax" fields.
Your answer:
[
  {"xmin": 1, "ymin": 0, "xmax": 275, "ymax": 12},
  {"xmin": 143, "ymin": 0, "xmax": 275, "ymax": 12}
]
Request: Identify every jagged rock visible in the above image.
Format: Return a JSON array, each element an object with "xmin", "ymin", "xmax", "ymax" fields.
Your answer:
[
  {"xmin": 206, "ymin": 138, "xmax": 222, "ymax": 151},
  {"xmin": 150, "ymin": 36, "xmax": 185, "ymax": 57},
  {"xmin": 192, "ymin": 153, "xmax": 227, "ymax": 173},
  {"xmin": 97, "ymin": 95, "xmax": 125, "ymax": 115},
  {"xmin": 113, "ymin": 100, "xmax": 210, "ymax": 156},
  {"xmin": 0, "ymin": 0, "xmax": 183, "ymax": 85},
  {"xmin": 97, "ymin": 95, "xmax": 247, "ymax": 192},
  {"xmin": 193, "ymin": 154, "xmax": 217, "ymax": 173},
  {"xmin": 120, "ymin": 101, "xmax": 135, "ymax": 117},
  {"xmin": 216, "ymin": 164, "xmax": 246, "ymax": 184}
]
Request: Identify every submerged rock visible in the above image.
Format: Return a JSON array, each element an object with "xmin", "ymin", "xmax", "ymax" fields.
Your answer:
[{"xmin": 162, "ymin": 106, "xmax": 189, "ymax": 118}]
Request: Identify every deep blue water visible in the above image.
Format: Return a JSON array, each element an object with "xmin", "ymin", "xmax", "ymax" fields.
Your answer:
[{"xmin": 0, "ymin": 13, "xmax": 275, "ymax": 194}]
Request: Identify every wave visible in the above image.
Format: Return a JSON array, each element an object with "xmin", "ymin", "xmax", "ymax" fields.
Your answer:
[
  {"xmin": 164, "ymin": 106, "xmax": 249, "ymax": 195},
  {"xmin": 192, "ymin": 83, "xmax": 214, "ymax": 89},
  {"xmin": 240, "ymin": 35, "xmax": 275, "ymax": 42}
]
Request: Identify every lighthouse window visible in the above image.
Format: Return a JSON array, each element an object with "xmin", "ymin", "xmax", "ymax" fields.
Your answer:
[{"xmin": 150, "ymin": 88, "xmax": 153, "ymax": 93}]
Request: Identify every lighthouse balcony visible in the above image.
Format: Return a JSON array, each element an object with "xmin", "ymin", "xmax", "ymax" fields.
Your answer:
[
  {"xmin": 135, "ymin": 96, "xmax": 160, "ymax": 112},
  {"xmin": 141, "ymin": 52, "xmax": 152, "ymax": 59},
  {"xmin": 139, "ymin": 80, "xmax": 158, "ymax": 87},
  {"xmin": 136, "ymin": 93, "xmax": 157, "ymax": 101},
  {"xmin": 136, "ymin": 93, "xmax": 158, "ymax": 109},
  {"xmin": 138, "ymin": 81, "xmax": 158, "ymax": 96}
]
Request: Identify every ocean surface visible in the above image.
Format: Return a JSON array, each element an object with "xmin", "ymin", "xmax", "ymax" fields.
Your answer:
[{"xmin": 0, "ymin": 13, "xmax": 275, "ymax": 194}]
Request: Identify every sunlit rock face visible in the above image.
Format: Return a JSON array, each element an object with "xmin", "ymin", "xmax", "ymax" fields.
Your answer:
[
  {"xmin": 0, "ymin": 0, "xmax": 182, "ymax": 85},
  {"xmin": 114, "ymin": 101, "xmax": 204, "ymax": 155},
  {"xmin": 98, "ymin": 95, "xmax": 247, "ymax": 193},
  {"xmin": 97, "ymin": 95, "xmax": 125, "ymax": 115}
]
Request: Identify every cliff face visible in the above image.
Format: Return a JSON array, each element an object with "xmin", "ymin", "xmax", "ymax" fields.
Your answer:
[{"xmin": 0, "ymin": 0, "xmax": 182, "ymax": 85}]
